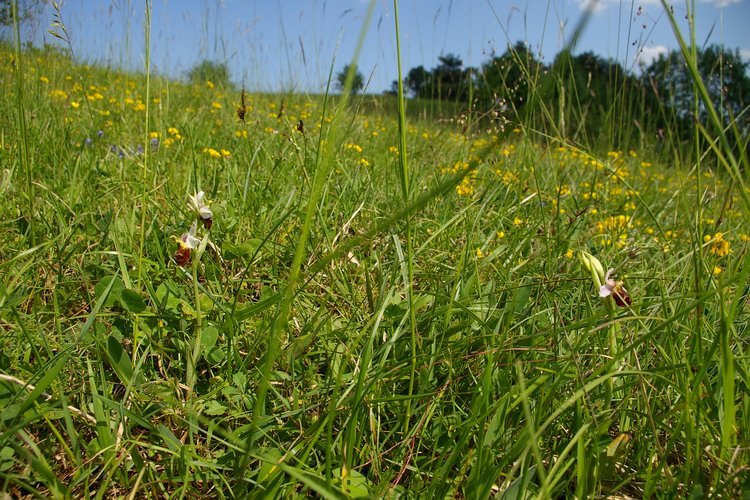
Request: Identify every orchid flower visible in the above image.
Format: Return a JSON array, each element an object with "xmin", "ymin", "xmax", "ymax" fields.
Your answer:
[
  {"xmin": 181, "ymin": 221, "xmax": 201, "ymax": 249},
  {"xmin": 599, "ymin": 268, "xmax": 632, "ymax": 307},
  {"xmin": 188, "ymin": 191, "xmax": 213, "ymax": 229},
  {"xmin": 173, "ymin": 222, "xmax": 201, "ymax": 266}
]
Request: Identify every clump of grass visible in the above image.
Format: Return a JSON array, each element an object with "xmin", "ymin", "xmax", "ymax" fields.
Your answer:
[{"xmin": 0, "ymin": 0, "xmax": 748, "ymax": 497}]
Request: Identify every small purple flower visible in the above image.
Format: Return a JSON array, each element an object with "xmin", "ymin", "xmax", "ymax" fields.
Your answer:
[
  {"xmin": 84, "ymin": 138, "xmax": 93, "ymax": 146},
  {"xmin": 97, "ymin": 130, "xmax": 104, "ymax": 138}
]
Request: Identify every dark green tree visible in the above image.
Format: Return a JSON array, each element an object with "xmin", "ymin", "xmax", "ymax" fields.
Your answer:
[
  {"xmin": 186, "ymin": 60, "xmax": 230, "ymax": 86},
  {"xmin": 335, "ymin": 63, "xmax": 365, "ymax": 94},
  {"xmin": 405, "ymin": 65, "xmax": 431, "ymax": 98},
  {"xmin": 384, "ymin": 79, "xmax": 399, "ymax": 96},
  {"xmin": 432, "ymin": 53, "xmax": 470, "ymax": 101},
  {"xmin": 478, "ymin": 41, "xmax": 544, "ymax": 111},
  {"xmin": 551, "ymin": 50, "xmax": 638, "ymax": 143},
  {"xmin": 642, "ymin": 45, "xmax": 750, "ymax": 143}
]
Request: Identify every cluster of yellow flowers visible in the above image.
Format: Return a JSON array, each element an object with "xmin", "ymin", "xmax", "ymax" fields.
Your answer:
[
  {"xmin": 705, "ymin": 232, "xmax": 731, "ymax": 257},
  {"xmin": 163, "ymin": 127, "xmax": 183, "ymax": 147},
  {"xmin": 456, "ymin": 176, "xmax": 475, "ymax": 197},
  {"xmin": 596, "ymin": 215, "xmax": 629, "ymax": 234},
  {"xmin": 202, "ymin": 147, "xmax": 231, "ymax": 159},
  {"xmin": 493, "ymin": 168, "xmax": 519, "ymax": 185}
]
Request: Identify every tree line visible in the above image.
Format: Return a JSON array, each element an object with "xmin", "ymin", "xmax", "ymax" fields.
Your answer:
[{"xmin": 339, "ymin": 42, "xmax": 749, "ymax": 152}]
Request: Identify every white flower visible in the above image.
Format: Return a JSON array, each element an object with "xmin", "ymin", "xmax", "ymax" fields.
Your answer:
[
  {"xmin": 599, "ymin": 269, "xmax": 617, "ymax": 298},
  {"xmin": 188, "ymin": 191, "xmax": 213, "ymax": 228},
  {"xmin": 181, "ymin": 221, "xmax": 201, "ymax": 249}
]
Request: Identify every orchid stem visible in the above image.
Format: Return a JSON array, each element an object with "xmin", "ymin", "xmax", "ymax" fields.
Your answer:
[{"xmin": 187, "ymin": 255, "xmax": 202, "ymax": 398}]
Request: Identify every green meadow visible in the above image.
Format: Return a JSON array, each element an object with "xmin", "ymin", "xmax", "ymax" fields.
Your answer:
[{"xmin": 1, "ymin": 2, "xmax": 749, "ymax": 498}]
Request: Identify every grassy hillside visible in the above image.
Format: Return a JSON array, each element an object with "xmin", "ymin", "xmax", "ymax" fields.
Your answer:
[{"xmin": 0, "ymin": 37, "xmax": 749, "ymax": 499}]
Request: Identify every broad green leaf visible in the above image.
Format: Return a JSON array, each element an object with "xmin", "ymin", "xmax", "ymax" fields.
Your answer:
[
  {"xmin": 120, "ymin": 288, "xmax": 147, "ymax": 313},
  {"xmin": 200, "ymin": 325, "xmax": 219, "ymax": 353},
  {"xmin": 204, "ymin": 400, "xmax": 227, "ymax": 416},
  {"xmin": 94, "ymin": 276, "xmax": 124, "ymax": 308},
  {"xmin": 105, "ymin": 335, "xmax": 136, "ymax": 386}
]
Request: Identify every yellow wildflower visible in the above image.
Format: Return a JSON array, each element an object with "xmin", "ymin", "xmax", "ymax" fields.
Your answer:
[
  {"xmin": 203, "ymin": 147, "xmax": 221, "ymax": 159},
  {"xmin": 708, "ymin": 233, "xmax": 731, "ymax": 257},
  {"xmin": 456, "ymin": 177, "xmax": 475, "ymax": 197}
]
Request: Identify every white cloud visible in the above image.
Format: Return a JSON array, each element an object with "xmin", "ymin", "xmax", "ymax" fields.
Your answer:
[
  {"xmin": 635, "ymin": 45, "xmax": 669, "ymax": 66},
  {"xmin": 741, "ymin": 48, "xmax": 750, "ymax": 61},
  {"xmin": 577, "ymin": 0, "xmax": 606, "ymax": 13},
  {"xmin": 700, "ymin": 0, "xmax": 744, "ymax": 7}
]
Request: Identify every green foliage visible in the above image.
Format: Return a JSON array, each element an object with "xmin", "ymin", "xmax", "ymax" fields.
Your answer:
[
  {"xmin": 390, "ymin": 54, "xmax": 472, "ymax": 101},
  {"xmin": 186, "ymin": 59, "xmax": 230, "ymax": 86},
  {"xmin": 478, "ymin": 42, "xmax": 539, "ymax": 108},
  {"xmin": 404, "ymin": 65, "xmax": 429, "ymax": 97},
  {"xmin": 0, "ymin": 0, "xmax": 44, "ymax": 28},
  {"xmin": 0, "ymin": 4, "xmax": 749, "ymax": 497},
  {"xmin": 395, "ymin": 42, "xmax": 748, "ymax": 154},
  {"xmin": 431, "ymin": 53, "xmax": 471, "ymax": 101},
  {"xmin": 335, "ymin": 63, "xmax": 365, "ymax": 94},
  {"xmin": 642, "ymin": 44, "xmax": 750, "ymax": 149}
]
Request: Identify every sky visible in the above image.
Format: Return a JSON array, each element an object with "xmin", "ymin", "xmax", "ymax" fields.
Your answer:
[{"xmin": 22, "ymin": 0, "xmax": 750, "ymax": 93}]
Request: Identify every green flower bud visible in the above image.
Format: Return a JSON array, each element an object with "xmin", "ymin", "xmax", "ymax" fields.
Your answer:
[{"xmin": 580, "ymin": 251, "xmax": 605, "ymax": 289}]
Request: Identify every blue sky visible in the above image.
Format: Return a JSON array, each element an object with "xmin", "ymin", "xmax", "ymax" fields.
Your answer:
[{"xmin": 32, "ymin": 0, "xmax": 750, "ymax": 93}]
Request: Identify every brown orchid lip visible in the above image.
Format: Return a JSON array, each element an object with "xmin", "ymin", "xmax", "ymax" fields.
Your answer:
[
  {"xmin": 613, "ymin": 286, "xmax": 632, "ymax": 307},
  {"xmin": 175, "ymin": 246, "xmax": 191, "ymax": 266}
]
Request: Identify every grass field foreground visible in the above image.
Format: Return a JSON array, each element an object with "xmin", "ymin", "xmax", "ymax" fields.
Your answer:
[{"xmin": 1, "ymin": 2, "xmax": 750, "ymax": 498}]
